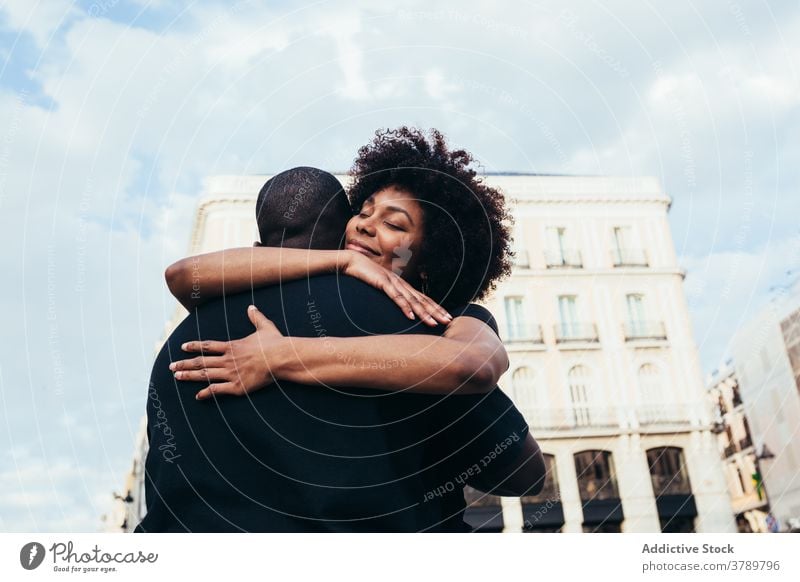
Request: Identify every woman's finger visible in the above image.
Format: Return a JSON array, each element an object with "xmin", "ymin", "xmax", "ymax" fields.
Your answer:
[
  {"xmin": 181, "ymin": 340, "xmax": 229, "ymax": 354},
  {"xmin": 382, "ymin": 277, "xmax": 416, "ymax": 320},
  {"xmin": 416, "ymin": 294, "xmax": 452, "ymax": 324},
  {"xmin": 174, "ymin": 368, "xmax": 230, "ymax": 383},
  {"xmin": 392, "ymin": 278, "xmax": 439, "ymax": 326},
  {"xmin": 170, "ymin": 355, "xmax": 225, "ymax": 372},
  {"xmin": 195, "ymin": 382, "xmax": 239, "ymax": 401},
  {"xmin": 405, "ymin": 291, "xmax": 439, "ymax": 326}
]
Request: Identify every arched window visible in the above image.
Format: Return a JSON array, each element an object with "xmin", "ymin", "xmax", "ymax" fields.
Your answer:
[
  {"xmin": 568, "ymin": 365, "xmax": 592, "ymax": 427},
  {"xmin": 646, "ymin": 447, "xmax": 692, "ymax": 496},
  {"xmin": 646, "ymin": 447, "xmax": 696, "ymax": 533},
  {"xmin": 573, "ymin": 450, "xmax": 619, "ymax": 501}
]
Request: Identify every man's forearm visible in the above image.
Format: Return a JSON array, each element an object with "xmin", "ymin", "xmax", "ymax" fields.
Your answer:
[{"xmin": 274, "ymin": 335, "xmax": 499, "ymax": 394}]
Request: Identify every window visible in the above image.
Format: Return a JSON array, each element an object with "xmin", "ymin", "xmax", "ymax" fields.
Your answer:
[
  {"xmin": 568, "ymin": 365, "xmax": 592, "ymax": 427},
  {"xmin": 626, "ymin": 293, "xmax": 645, "ymax": 334},
  {"xmin": 545, "ymin": 226, "xmax": 582, "ymax": 267},
  {"xmin": 504, "ymin": 296, "xmax": 525, "ymax": 341},
  {"xmin": 612, "ymin": 226, "xmax": 630, "ymax": 263},
  {"xmin": 574, "ymin": 450, "xmax": 619, "ymax": 501},
  {"xmin": 646, "ymin": 447, "xmax": 692, "ymax": 496},
  {"xmin": 611, "ymin": 226, "xmax": 648, "ymax": 267},
  {"xmin": 558, "ymin": 295, "xmax": 578, "ymax": 337}
]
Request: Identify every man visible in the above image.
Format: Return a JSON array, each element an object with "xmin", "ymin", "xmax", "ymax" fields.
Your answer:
[{"xmin": 135, "ymin": 167, "xmax": 544, "ymax": 532}]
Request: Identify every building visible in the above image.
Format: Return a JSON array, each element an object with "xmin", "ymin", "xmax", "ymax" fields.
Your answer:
[
  {"xmin": 727, "ymin": 276, "xmax": 800, "ymax": 532},
  {"xmin": 111, "ymin": 174, "xmax": 736, "ymax": 533},
  {"xmin": 706, "ymin": 362, "xmax": 770, "ymax": 532}
]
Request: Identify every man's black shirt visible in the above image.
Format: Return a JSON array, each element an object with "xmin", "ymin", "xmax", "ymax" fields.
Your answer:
[{"xmin": 135, "ymin": 274, "xmax": 528, "ymax": 532}]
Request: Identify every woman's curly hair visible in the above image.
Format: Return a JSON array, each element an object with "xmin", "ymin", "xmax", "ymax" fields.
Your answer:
[{"xmin": 348, "ymin": 127, "xmax": 514, "ymax": 309}]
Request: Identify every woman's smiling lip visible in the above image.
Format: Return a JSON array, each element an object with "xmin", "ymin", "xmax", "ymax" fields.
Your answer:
[{"xmin": 347, "ymin": 240, "xmax": 380, "ymax": 256}]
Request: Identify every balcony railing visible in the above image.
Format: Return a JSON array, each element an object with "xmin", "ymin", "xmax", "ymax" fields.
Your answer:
[
  {"xmin": 554, "ymin": 323, "xmax": 599, "ymax": 343},
  {"xmin": 623, "ymin": 321, "xmax": 667, "ymax": 341},
  {"xmin": 611, "ymin": 248, "xmax": 649, "ymax": 267},
  {"xmin": 637, "ymin": 403, "xmax": 691, "ymax": 426},
  {"xmin": 503, "ymin": 323, "xmax": 544, "ymax": 344},
  {"xmin": 739, "ymin": 435, "xmax": 753, "ymax": 450},
  {"xmin": 544, "ymin": 249, "xmax": 583, "ymax": 268},
  {"xmin": 522, "ymin": 406, "xmax": 620, "ymax": 431}
]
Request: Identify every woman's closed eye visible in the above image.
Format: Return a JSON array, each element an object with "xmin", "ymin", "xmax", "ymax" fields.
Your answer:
[{"xmin": 384, "ymin": 222, "xmax": 404, "ymax": 231}]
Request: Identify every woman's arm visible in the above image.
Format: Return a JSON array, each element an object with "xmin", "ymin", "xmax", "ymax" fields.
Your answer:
[
  {"xmin": 165, "ymin": 247, "xmax": 451, "ymax": 325},
  {"xmin": 164, "ymin": 247, "xmax": 342, "ymax": 310},
  {"xmin": 171, "ymin": 305, "xmax": 509, "ymax": 399}
]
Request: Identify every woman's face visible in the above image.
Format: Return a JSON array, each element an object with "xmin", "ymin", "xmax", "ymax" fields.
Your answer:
[{"xmin": 344, "ymin": 185, "xmax": 425, "ymax": 282}]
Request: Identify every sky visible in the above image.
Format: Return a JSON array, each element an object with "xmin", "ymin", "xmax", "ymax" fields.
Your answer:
[{"xmin": 0, "ymin": 0, "xmax": 798, "ymax": 532}]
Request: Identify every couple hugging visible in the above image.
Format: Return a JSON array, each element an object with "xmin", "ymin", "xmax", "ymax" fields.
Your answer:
[{"xmin": 135, "ymin": 127, "xmax": 546, "ymax": 532}]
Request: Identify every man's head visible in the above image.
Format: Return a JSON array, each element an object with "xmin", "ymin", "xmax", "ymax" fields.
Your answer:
[{"xmin": 255, "ymin": 167, "xmax": 352, "ymax": 250}]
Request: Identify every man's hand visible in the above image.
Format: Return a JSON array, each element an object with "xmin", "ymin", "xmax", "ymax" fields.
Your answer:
[
  {"xmin": 170, "ymin": 305, "xmax": 282, "ymax": 400},
  {"xmin": 340, "ymin": 250, "xmax": 452, "ymax": 326}
]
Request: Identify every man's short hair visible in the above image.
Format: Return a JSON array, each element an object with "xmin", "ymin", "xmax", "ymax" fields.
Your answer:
[{"xmin": 256, "ymin": 167, "xmax": 352, "ymax": 250}]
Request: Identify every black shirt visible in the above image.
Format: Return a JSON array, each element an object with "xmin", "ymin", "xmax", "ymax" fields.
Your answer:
[{"xmin": 135, "ymin": 274, "xmax": 527, "ymax": 532}]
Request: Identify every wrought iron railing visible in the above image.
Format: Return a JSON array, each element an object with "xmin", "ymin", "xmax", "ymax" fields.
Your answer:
[
  {"xmin": 623, "ymin": 321, "xmax": 667, "ymax": 341},
  {"xmin": 611, "ymin": 248, "xmax": 649, "ymax": 267},
  {"xmin": 544, "ymin": 249, "xmax": 583, "ymax": 268},
  {"xmin": 554, "ymin": 323, "xmax": 599, "ymax": 343}
]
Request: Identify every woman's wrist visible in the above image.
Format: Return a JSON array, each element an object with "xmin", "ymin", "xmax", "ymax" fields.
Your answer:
[{"xmin": 333, "ymin": 249, "xmax": 354, "ymax": 274}]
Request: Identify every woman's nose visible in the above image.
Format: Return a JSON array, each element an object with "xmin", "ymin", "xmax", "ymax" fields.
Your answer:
[{"xmin": 357, "ymin": 217, "xmax": 376, "ymax": 236}]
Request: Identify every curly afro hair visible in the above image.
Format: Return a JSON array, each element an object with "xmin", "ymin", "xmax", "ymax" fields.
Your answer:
[{"xmin": 348, "ymin": 127, "xmax": 514, "ymax": 309}]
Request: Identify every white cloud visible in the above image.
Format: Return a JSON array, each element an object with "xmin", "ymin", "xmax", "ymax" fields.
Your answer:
[{"xmin": 0, "ymin": 0, "xmax": 77, "ymax": 48}]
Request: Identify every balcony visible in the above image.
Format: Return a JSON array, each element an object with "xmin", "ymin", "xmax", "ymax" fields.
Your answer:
[
  {"xmin": 623, "ymin": 321, "xmax": 667, "ymax": 341},
  {"xmin": 554, "ymin": 323, "xmax": 599, "ymax": 343},
  {"xmin": 611, "ymin": 248, "xmax": 649, "ymax": 267},
  {"xmin": 503, "ymin": 323, "xmax": 544, "ymax": 344},
  {"xmin": 544, "ymin": 249, "xmax": 583, "ymax": 268},
  {"xmin": 637, "ymin": 403, "xmax": 692, "ymax": 426},
  {"xmin": 523, "ymin": 406, "xmax": 620, "ymax": 431}
]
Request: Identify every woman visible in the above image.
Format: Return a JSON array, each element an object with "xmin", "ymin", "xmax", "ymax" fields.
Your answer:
[{"xmin": 168, "ymin": 127, "xmax": 544, "ymax": 501}]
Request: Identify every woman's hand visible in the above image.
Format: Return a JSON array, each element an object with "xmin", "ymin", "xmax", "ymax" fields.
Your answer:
[
  {"xmin": 170, "ymin": 305, "xmax": 283, "ymax": 400},
  {"xmin": 340, "ymin": 249, "xmax": 452, "ymax": 326}
]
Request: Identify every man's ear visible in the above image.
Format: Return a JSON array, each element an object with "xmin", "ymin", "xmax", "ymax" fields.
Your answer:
[{"xmin": 253, "ymin": 241, "xmax": 262, "ymax": 247}]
